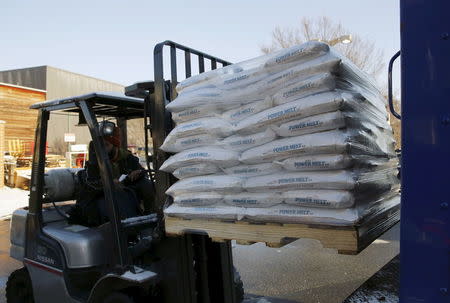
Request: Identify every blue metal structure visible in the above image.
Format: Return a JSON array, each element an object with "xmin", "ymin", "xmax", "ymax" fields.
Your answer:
[{"xmin": 400, "ymin": 0, "xmax": 450, "ymax": 301}]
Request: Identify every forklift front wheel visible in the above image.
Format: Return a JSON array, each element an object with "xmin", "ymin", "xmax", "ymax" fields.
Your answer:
[
  {"xmin": 6, "ymin": 267, "xmax": 34, "ymax": 303},
  {"xmin": 103, "ymin": 292, "xmax": 135, "ymax": 303}
]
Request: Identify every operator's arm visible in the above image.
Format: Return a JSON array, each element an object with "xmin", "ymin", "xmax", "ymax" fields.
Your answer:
[
  {"xmin": 125, "ymin": 153, "xmax": 145, "ymax": 182},
  {"xmin": 127, "ymin": 153, "xmax": 144, "ymax": 171},
  {"xmin": 85, "ymin": 141, "xmax": 101, "ymax": 180}
]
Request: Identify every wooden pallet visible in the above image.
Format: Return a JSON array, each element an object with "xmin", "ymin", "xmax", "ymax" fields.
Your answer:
[{"xmin": 165, "ymin": 202, "xmax": 400, "ymax": 255}]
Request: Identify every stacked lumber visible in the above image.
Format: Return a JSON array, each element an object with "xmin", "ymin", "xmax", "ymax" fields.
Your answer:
[
  {"xmin": 13, "ymin": 168, "xmax": 31, "ymax": 190},
  {"xmin": 0, "ymin": 84, "xmax": 43, "ymax": 143}
]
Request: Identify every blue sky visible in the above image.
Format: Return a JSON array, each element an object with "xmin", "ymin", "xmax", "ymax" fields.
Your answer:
[{"xmin": 1, "ymin": 0, "xmax": 399, "ymax": 87}]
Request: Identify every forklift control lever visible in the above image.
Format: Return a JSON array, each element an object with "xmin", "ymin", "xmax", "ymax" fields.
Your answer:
[{"xmin": 121, "ymin": 214, "xmax": 158, "ymax": 228}]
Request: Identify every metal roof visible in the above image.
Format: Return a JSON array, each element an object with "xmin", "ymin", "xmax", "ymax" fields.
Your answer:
[{"xmin": 30, "ymin": 92, "xmax": 144, "ymax": 118}]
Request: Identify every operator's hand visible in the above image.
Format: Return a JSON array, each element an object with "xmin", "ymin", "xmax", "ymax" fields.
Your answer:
[
  {"xmin": 113, "ymin": 178, "xmax": 125, "ymax": 189},
  {"xmin": 128, "ymin": 170, "xmax": 143, "ymax": 182}
]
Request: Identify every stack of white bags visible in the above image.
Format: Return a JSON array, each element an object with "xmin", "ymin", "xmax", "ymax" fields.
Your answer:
[{"xmin": 161, "ymin": 41, "xmax": 399, "ymax": 226}]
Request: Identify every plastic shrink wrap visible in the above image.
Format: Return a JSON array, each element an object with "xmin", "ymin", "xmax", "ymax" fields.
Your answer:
[{"xmin": 162, "ymin": 41, "xmax": 399, "ymax": 226}]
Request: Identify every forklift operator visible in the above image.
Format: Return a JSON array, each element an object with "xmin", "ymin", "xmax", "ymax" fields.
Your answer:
[{"xmin": 70, "ymin": 121, "xmax": 156, "ymax": 226}]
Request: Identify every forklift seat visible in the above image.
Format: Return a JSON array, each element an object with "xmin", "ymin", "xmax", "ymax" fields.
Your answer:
[
  {"xmin": 43, "ymin": 221, "xmax": 106, "ymax": 268},
  {"xmin": 42, "ymin": 168, "xmax": 108, "ymax": 268}
]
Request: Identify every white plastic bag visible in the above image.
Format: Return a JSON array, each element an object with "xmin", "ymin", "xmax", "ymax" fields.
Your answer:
[
  {"xmin": 164, "ymin": 195, "xmax": 401, "ymax": 226},
  {"xmin": 160, "ymin": 147, "xmax": 240, "ymax": 172},
  {"xmin": 166, "ymin": 88, "xmax": 223, "ymax": 112},
  {"xmin": 260, "ymin": 55, "xmax": 340, "ymax": 94},
  {"xmin": 241, "ymin": 128, "xmax": 392, "ymax": 164},
  {"xmin": 221, "ymin": 55, "xmax": 339, "ymax": 101},
  {"xmin": 272, "ymin": 73, "xmax": 336, "ymax": 106},
  {"xmin": 175, "ymin": 41, "xmax": 331, "ymax": 93},
  {"xmin": 263, "ymin": 41, "xmax": 330, "ymax": 68},
  {"xmin": 282, "ymin": 190, "xmax": 355, "ymax": 208},
  {"xmin": 276, "ymin": 154, "xmax": 352, "ymax": 171},
  {"xmin": 271, "ymin": 111, "xmax": 346, "ymax": 137},
  {"xmin": 243, "ymin": 171, "xmax": 355, "ymax": 192},
  {"xmin": 171, "ymin": 105, "xmax": 223, "ymax": 123},
  {"xmin": 161, "ymin": 133, "xmax": 220, "ymax": 153},
  {"xmin": 223, "ymin": 192, "xmax": 283, "ymax": 208},
  {"xmin": 221, "ymin": 97, "xmax": 273, "ymax": 123},
  {"xmin": 223, "ymin": 162, "xmax": 282, "ymax": 177},
  {"xmin": 169, "ymin": 53, "xmax": 341, "ymax": 113},
  {"xmin": 245, "ymin": 195, "xmax": 400, "ymax": 225},
  {"xmin": 173, "ymin": 192, "xmax": 223, "ymax": 206},
  {"xmin": 172, "ymin": 163, "xmax": 222, "ymax": 179},
  {"xmin": 221, "ymin": 128, "xmax": 277, "ymax": 152},
  {"xmin": 239, "ymin": 130, "xmax": 348, "ymax": 164},
  {"xmin": 164, "ymin": 204, "xmax": 239, "ymax": 220},
  {"xmin": 168, "ymin": 71, "xmax": 269, "ymax": 112},
  {"xmin": 164, "ymin": 117, "xmax": 234, "ymax": 143},
  {"xmin": 166, "ymin": 174, "xmax": 243, "ymax": 196},
  {"xmin": 235, "ymin": 91, "xmax": 347, "ymax": 134},
  {"xmin": 244, "ymin": 204, "xmax": 359, "ymax": 225}
]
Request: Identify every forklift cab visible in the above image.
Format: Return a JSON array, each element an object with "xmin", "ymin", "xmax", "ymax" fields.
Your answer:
[{"xmin": 8, "ymin": 92, "xmax": 161, "ymax": 303}]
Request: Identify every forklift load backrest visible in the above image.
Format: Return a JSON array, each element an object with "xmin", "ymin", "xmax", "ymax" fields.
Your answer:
[{"xmin": 149, "ymin": 41, "xmax": 232, "ymax": 204}]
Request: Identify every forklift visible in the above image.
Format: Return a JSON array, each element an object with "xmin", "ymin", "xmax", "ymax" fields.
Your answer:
[
  {"xmin": 6, "ymin": 43, "xmax": 243, "ymax": 303},
  {"xmin": 6, "ymin": 0, "xmax": 450, "ymax": 301}
]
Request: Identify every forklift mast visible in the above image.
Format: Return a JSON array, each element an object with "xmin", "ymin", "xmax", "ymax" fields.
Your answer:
[{"xmin": 142, "ymin": 41, "xmax": 243, "ymax": 303}]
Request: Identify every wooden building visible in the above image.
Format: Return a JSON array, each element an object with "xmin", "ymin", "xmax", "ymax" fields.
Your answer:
[
  {"xmin": 0, "ymin": 83, "xmax": 46, "ymax": 154},
  {"xmin": 0, "ymin": 66, "xmax": 145, "ymax": 157},
  {"xmin": 0, "ymin": 66, "xmax": 124, "ymax": 154}
]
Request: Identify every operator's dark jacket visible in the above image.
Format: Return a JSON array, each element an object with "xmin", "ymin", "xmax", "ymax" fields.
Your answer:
[{"xmin": 69, "ymin": 143, "xmax": 155, "ymax": 227}]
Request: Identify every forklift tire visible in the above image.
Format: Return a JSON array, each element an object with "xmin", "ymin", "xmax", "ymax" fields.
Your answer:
[
  {"xmin": 103, "ymin": 292, "xmax": 135, "ymax": 303},
  {"xmin": 6, "ymin": 268, "xmax": 34, "ymax": 303},
  {"xmin": 234, "ymin": 268, "xmax": 244, "ymax": 302}
]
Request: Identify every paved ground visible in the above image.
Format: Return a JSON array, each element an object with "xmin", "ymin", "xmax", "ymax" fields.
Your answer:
[
  {"xmin": 0, "ymin": 220, "xmax": 21, "ymax": 303},
  {"xmin": 234, "ymin": 224, "xmax": 399, "ymax": 303},
  {"xmin": 0, "ymin": 218, "xmax": 399, "ymax": 303}
]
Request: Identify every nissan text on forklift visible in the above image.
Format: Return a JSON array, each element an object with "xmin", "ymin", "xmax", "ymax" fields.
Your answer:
[{"xmin": 5, "ymin": 1, "xmax": 450, "ymax": 302}]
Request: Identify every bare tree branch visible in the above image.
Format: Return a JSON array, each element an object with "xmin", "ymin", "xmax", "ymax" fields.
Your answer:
[{"xmin": 261, "ymin": 17, "xmax": 385, "ymax": 79}]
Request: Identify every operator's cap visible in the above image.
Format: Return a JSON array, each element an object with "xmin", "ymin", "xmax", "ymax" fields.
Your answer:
[{"xmin": 99, "ymin": 121, "xmax": 121, "ymax": 147}]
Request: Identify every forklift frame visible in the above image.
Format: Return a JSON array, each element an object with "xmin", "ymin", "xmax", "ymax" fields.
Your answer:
[{"xmin": 27, "ymin": 94, "xmax": 147, "ymax": 273}]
